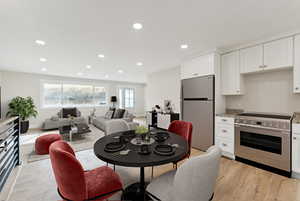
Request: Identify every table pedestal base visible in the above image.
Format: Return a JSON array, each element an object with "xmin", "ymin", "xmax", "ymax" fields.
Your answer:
[{"xmin": 121, "ymin": 182, "xmax": 153, "ymax": 201}]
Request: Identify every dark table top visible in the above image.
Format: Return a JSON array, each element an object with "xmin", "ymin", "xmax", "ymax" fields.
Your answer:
[{"xmin": 94, "ymin": 130, "xmax": 188, "ymax": 167}]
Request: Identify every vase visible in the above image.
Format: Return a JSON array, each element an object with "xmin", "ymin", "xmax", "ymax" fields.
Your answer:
[{"xmin": 20, "ymin": 120, "xmax": 29, "ymax": 134}]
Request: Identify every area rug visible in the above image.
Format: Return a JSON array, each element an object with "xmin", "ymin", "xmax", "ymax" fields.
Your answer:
[{"xmin": 22, "ymin": 125, "xmax": 104, "ymax": 163}]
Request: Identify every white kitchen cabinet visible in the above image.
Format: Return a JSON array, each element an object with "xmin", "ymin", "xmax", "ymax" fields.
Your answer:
[
  {"xmin": 294, "ymin": 35, "xmax": 300, "ymax": 93},
  {"xmin": 181, "ymin": 54, "xmax": 214, "ymax": 79},
  {"xmin": 240, "ymin": 45, "xmax": 264, "ymax": 74},
  {"xmin": 263, "ymin": 37, "xmax": 293, "ymax": 70},
  {"xmin": 221, "ymin": 51, "xmax": 243, "ymax": 95},
  {"xmin": 292, "ymin": 123, "xmax": 300, "ymax": 178},
  {"xmin": 215, "ymin": 116, "xmax": 235, "ymax": 159}
]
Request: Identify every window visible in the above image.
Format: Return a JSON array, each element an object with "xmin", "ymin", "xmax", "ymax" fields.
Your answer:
[
  {"xmin": 43, "ymin": 83, "xmax": 62, "ymax": 107},
  {"xmin": 42, "ymin": 81, "xmax": 107, "ymax": 107},
  {"xmin": 118, "ymin": 88, "xmax": 135, "ymax": 108}
]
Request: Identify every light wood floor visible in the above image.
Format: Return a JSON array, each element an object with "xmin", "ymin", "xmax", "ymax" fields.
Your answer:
[{"xmin": 155, "ymin": 149, "xmax": 300, "ymax": 201}]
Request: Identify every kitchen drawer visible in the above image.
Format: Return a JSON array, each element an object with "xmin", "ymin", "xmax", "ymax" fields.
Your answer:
[
  {"xmin": 293, "ymin": 123, "xmax": 300, "ymax": 134},
  {"xmin": 215, "ymin": 116, "xmax": 234, "ymax": 125},
  {"xmin": 216, "ymin": 124, "xmax": 234, "ymax": 140},
  {"xmin": 215, "ymin": 137, "xmax": 234, "ymax": 155}
]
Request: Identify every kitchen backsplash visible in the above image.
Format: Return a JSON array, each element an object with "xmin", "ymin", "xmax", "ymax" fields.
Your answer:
[{"xmin": 226, "ymin": 69, "xmax": 300, "ymax": 114}]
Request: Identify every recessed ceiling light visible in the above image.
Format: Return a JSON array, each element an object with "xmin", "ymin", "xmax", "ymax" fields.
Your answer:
[
  {"xmin": 98, "ymin": 54, "xmax": 105, "ymax": 58},
  {"xmin": 133, "ymin": 23, "xmax": 143, "ymax": 30},
  {"xmin": 77, "ymin": 72, "xmax": 83, "ymax": 76},
  {"xmin": 118, "ymin": 70, "xmax": 124, "ymax": 74},
  {"xmin": 40, "ymin": 58, "xmax": 47, "ymax": 62},
  {"xmin": 180, "ymin": 44, "xmax": 189, "ymax": 49},
  {"xmin": 86, "ymin": 65, "xmax": 91, "ymax": 69},
  {"xmin": 41, "ymin": 67, "xmax": 47, "ymax": 72},
  {"xmin": 136, "ymin": 62, "xmax": 143, "ymax": 66},
  {"xmin": 35, "ymin": 40, "xmax": 46, "ymax": 46},
  {"xmin": 104, "ymin": 74, "xmax": 109, "ymax": 78}
]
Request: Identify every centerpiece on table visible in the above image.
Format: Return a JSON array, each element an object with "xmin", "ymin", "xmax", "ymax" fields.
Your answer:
[{"xmin": 135, "ymin": 126, "xmax": 150, "ymax": 142}]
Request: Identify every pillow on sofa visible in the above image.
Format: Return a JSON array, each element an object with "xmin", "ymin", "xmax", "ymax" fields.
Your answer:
[
  {"xmin": 62, "ymin": 107, "xmax": 77, "ymax": 118},
  {"xmin": 113, "ymin": 109, "xmax": 125, "ymax": 119},
  {"xmin": 104, "ymin": 111, "xmax": 114, "ymax": 119}
]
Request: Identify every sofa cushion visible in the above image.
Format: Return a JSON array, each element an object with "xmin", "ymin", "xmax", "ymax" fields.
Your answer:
[
  {"xmin": 104, "ymin": 111, "xmax": 114, "ymax": 119},
  {"xmin": 113, "ymin": 109, "xmax": 125, "ymax": 119},
  {"xmin": 62, "ymin": 107, "xmax": 78, "ymax": 118}
]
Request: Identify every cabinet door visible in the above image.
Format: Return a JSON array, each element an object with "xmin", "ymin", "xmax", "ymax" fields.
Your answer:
[
  {"xmin": 221, "ymin": 51, "xmax": 241, "ymax": 95},
  {"xmin": 263, "ymin": 37, "xmax": 293, "ymax": 70},
  {"xmin": 294, "ymin": 35, "xmax": 300, "ymax": 93},
  {"xmin": 181, "ymin": 54, "xmax": 214, "ymax": 79},
  {"xmin": 240, "ymin": 45, "xmax": 263, "ymax": 74},
  {"xmin": 292, "ymin": 134, "xmax": 300, "ymax": 173}
]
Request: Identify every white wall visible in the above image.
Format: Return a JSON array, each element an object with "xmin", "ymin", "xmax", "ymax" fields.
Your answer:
[
  {"xmin": 1, "ymin": 71, "xmax": 145, "ymax": 128},
  {"xmin": 145, "ymin": 66, "xmax": 181, "ymax": 113},
  {"xmin": 226, "ymin": 69, "xmax": 300, "ymax": 114}
]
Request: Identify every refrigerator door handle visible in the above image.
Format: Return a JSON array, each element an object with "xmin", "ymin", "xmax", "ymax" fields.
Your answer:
[{"xmin": 183, "ymin": 98, "xmax": 209, "ymax": 101}]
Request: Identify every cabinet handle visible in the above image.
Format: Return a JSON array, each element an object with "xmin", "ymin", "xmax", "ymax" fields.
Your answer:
[
  {"xmin": 222, "ymin": 143, "xmax": 227, "ymax": 147},
  {"xmin": 222, "ymin": 119, "xmax": 227, "ymax": 122},
  {"xmin": 222, "ymin": 129, "xmax": 227, "ymax": 133},
  {"xmin": 294, "ymin": 137, "xmax": 297, "ymax": 140},
  {"xmin": 296, "ymin": 87, "xmax": 299, "ymax": 90},
  {"xmin": 259, "ymin": 65, "xmax": 264, "ymax": 69},
  {"xmin": 192, "ymin": 73, "xmax": 199, "ymax": 76}
]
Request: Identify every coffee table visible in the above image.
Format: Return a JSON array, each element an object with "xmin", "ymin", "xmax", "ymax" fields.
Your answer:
[{"xmin": 59, "ymin": 123, "xmax": 91, "ymax": 141}]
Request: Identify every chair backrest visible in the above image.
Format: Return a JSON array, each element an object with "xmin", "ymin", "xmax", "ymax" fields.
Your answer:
[
  {"xmin": 172, "ymin": 146, "xmax": 221, "ymax": 201},
  {"xmin": 105, "ymin": 119, "xmax": 130, "ymax": 135},
  {"xmin": 49, "ymin": 140, "xmax": 87, "ymax": 201},
  {"xmin": 168, "ymin": 120, "xmax": 193, "ymax": 156}
]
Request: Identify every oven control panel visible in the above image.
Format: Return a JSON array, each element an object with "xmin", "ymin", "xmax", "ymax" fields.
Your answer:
[{"xmin": 235, "ymin": 118, "xmax": 290, "ymax": 130}]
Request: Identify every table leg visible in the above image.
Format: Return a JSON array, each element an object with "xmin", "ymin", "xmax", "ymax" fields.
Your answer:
[
  {"xmin": 121, "ymin": 167, "xmax": 152, "ymax": 201},
  {"xmin": 70, "ymin": 131, "xmax": 72, "ymax": 142}
]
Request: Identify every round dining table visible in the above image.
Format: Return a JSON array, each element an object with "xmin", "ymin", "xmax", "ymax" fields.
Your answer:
[{"xmin": 94, "ymin": 129, "xmax": 188, "ymax": 201}]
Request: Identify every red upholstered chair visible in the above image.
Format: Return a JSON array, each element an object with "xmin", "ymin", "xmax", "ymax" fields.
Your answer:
[
  {"xmin": 151, "ymin": 120, "xmax": 193, "ymax": 179},
  {"xmin": 49, "ymin": 140, "xmax": 123, "ymax": 201},
  {"xmin": 168, "ymin": 120, "xmax": 193, "ymax": 158},
  {"xmin": 35, "ymin": 134, "xmax": 62, "ymax": 155}
]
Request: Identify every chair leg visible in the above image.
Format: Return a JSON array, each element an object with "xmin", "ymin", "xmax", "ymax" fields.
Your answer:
[
  {"xmin": 113, "ymin": 164, "xmax": 115, "ymax": 171},
  {"xmin": 151, "ymin": 166, "xmax": 154, "ymax": 179},
  {"xmin": 209, "ymin": 193, "xmax": 214, "ymax": 201}
]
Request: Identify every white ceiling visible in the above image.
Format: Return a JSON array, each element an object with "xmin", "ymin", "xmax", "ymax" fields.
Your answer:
[{"xmin": 0, "ymin": 0, "xmax": 300, "ymax": 83}]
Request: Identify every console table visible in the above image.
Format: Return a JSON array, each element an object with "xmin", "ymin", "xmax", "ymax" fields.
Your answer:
[
  {"xmin": 0, "ymin": 117, "xmax": 20, "ymax": 192},
  {"xmin": 146, "ymin": 112, "xmax": 180, "ymax": 130}
]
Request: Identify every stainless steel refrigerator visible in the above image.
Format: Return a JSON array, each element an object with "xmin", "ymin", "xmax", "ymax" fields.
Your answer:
[{"xmin": 181, "ymin": 75, "xmax": 214, "ymax": 151}]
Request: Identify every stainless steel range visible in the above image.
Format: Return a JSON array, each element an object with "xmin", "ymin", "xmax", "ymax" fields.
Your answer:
[{"xmin": 235, "ymin": 113, "xmax": 292, "ymax": 176}]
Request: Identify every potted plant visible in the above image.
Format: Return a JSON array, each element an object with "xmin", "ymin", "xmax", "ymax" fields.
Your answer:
[{"xmin": 6, "ymin": 96, "xmax": 38, "ymax": 133}]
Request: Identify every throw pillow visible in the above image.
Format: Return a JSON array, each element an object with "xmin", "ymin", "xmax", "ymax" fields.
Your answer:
[
  {"xmin": 113, "ymin": 109, "xmax": 125, "ymax": 119},
  {"xmin": 104, "ymin": 111, "xmax": 114, "ymax": 119},
  {"xmin": 62, "ymin": 107, "xmax": 77, "ymax": 118}
]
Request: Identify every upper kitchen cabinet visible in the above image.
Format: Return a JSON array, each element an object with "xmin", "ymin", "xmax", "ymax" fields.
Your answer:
[
  {"xmin": 263, "ymin": 37, "xmax": 293, "ymax": 70},
  {"xmin": 181, "ymin": 54, "xmax": 214, "ymax": 80},
  {"xmin": 221, "ymin": 51, "xmax": 244, "ymax": 95},
  {"xmin": 240, "ymin": 45, "xmax": 263, "ymax": 74},
  {"xmin": 294, "ymin": 35, "xmax": 300, "ymax": 93}
]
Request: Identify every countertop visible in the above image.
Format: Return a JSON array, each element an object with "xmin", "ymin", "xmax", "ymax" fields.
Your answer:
[
  {"xmin": 216, "ymin": 109, "xmax": 243, "ymax": 118},
  {"xmin": 293, "ymin": 113, "xmax": 300, "ymax": 124}
]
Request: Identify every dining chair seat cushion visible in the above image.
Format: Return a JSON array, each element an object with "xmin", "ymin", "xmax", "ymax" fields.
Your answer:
[
  {"xmin": 146, "ymin": 170, "xmax": 176, "ymax": 201},
  {"xmin": 35, "ymin": 134, "xmax": 62, "ymax": 155},
  {"xmin": 85, "ymin": 166, "xmax": 123, "ymax": 200}
]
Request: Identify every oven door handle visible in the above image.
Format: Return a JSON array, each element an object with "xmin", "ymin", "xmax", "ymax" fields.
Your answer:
[{"xmin": 235, "ymin": 123, "xmax": 290, "ymax": 133}]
